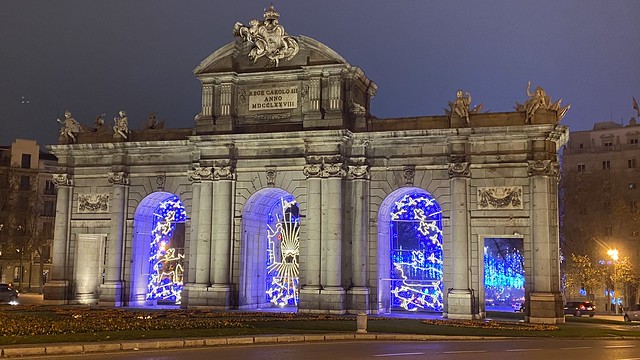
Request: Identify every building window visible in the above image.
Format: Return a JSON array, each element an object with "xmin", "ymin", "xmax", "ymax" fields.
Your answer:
[
  {"xmin": 20, "ymin": 175, "xmax": 30, "ymax": 190},
  {"xmin": 604, "ymin": 141, "xmax": 613, "ymax": 147},
  {"xmin": 579, "ymin": 143, "xmax": 584, "ymax": 148},
  {"xmin": 42, "ymin": 222, "xmax": 53, "ymax": 239},
  {"xmin": 602, "ymin": 160, "xmax": 611, "ymax": 170},
  {"xmin": 43, "ymin": 201, "xmax": 55, "ymax": 217},
  {"xmin": 630, "ymin": 138, "xmax": 639, "ymax": 144},
  {"xmin": 604, "ymin": 226, "xmax": 613, "ymax": 236},
  {"xmin": 21, "ymin": 154, "xmax": 31, "ymax": 169},
  {"xmin": 629, "ymin": 159, "xmax": 637, "ymax": 168},
  {"xmin": 44, "ymin": 180, "xmax": 56, "ymax": 195},
  {"xmin": 577, "ymin": 164, "xmax": 586, "ymax": 172}
]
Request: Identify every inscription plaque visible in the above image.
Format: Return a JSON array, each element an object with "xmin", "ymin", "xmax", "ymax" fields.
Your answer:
[{"xmin": 249, "ymin": 86, "xmax": 298, "ymax": 111}]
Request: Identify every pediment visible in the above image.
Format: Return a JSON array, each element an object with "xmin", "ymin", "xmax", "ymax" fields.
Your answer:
[{"xmin": 193, "ymin": 35, "xmax": 349, "ymax": 76}]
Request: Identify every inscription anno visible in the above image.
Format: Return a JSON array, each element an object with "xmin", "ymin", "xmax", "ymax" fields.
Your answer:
[{"xmin": 249, "ymin": 87, "xmax": 298, "ymax": 111}]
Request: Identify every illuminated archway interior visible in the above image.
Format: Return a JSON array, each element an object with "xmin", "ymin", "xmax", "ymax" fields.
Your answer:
[
  {"xmin": 483, "ymin": 237, "xmax": 525, "ymax": 309},
  {"xmin": 389, "ymin": 191, "xmax": 444, "ymax": 311},
  {"xmin": 145, "ymin": 195, "xmax": 187, "ymax": 304},
  {"xmin": 265, "ymin": 195, "xmax": 300, "ymax": 306}
]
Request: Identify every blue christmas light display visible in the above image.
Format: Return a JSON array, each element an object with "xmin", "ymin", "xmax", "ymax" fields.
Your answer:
[
  {"xmin": 390, "ymin": 192, "xmax": 444, "ymax": 311},
  {"xmin": 146, "ymin": 195, "xmax": 187, "ymax": 304},
  {"xmin": 483, "ymin": 239, "xmax": 525, "ymax": 305},
  {"xmin": 265, "ymin": 196, "xmax": 300, "ymax": 306}
]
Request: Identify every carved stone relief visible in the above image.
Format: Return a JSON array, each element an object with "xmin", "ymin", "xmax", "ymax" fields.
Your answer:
[
  {"xmin": 53, "ymin": 173, "xmax": 73, "ymax": 187},
  {"xmin": 402, "ymin": 166, "xmax": 415, "ymax": 185},
  {"xmin": 107, "ymin": 172, "xmax": 129, "ymax": 185},
  {"xmin": 78, "ymin": 193, "xmax": 110, "ymax": 213},
  {"xmin": 447, "ymin": 162, "xmax": 470, "ymax": 178},
  {"xmin": 527, "ymin": 160, "xmax": 559, "ymax": 178},
  {"xmin": 477, "ymin": 186, "xmax": 523, "ymax": 210},
  {"xmin": 265, "ymin": 166, "xmax": 277, "ymax": 186}
]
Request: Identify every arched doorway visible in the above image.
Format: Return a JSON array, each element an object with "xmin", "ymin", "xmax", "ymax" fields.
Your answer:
[
  {"xmin": 240, "ymin": 188, "xmax": 299, "ymax": 309},
  {"xmin": 378, "ymin": 187, "xmax": 444, "ymax": 312},
  {"xmin": 130, "ymin": 192, "xmax": 187, "ymax": 306}
]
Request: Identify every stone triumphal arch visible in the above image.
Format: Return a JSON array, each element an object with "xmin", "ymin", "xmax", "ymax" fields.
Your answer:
[{"xmin": 44, "ymin": 6, "xmax": 568, "ymax": 324}]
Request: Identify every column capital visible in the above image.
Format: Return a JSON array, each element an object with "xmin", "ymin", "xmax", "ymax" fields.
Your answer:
[
  {"xmin": 53, "ymin": 173, "xmax": 73, "ymax": 187},
  {"xmin": 107, "ymin": 172, "xmax": 129, "ymax": 185},
  {"xmin": 527, "ymin": 160, "xmax": 559, "ymax": 178},
  {"xmin": 322, "ymin": 162, "xmax": 345, "ymax": 178},
  {"xmin": 213, "ymin": 166, "xmax": 235, "ymax": 180},
  {"xmin": 347, "ymin": 164, "xmax": 369, "ymax": 180},
  {"xmin": 188, "ymin": 166, "xmax": 214, "ymax": 182},
  {"xmin": 448, "ymin": 162, "xmax": 470, "ymax": 178},
  {"xmin": 303, "ymin": 163, "xmax": 322, "ymax": 178}
]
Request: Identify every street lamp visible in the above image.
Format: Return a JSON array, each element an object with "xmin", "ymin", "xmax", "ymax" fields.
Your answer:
[{"xmin": 607, "ymin": 249, "xmax": 619, "ymax": 314}]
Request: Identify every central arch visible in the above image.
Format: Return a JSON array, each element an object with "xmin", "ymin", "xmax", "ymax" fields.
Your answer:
[
  {"xmin": 377, "ymin": 187, "xmax": 444, "ymax": 313},
  {"xmin": 239, "ymin": 187, "xmax": 299, "ymax": 309}
]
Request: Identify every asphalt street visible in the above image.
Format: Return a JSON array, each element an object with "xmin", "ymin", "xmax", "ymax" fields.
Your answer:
[{"xmin": 13, "ymin": 339, "xmax": 640, "ymax": 360}]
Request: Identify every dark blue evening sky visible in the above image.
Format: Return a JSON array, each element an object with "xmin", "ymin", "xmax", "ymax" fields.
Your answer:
[{"xmin": 1, "ymin": 1, "xmax": 639, "ymax": 147}]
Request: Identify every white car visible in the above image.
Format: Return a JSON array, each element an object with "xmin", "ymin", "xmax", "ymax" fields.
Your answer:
[{"xmin": 623, "ymin": 304, "xmax": 640, "ymax": 322}]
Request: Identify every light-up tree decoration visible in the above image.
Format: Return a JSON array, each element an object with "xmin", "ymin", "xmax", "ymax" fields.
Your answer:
[
  {"xmin": 266, "ymin": 196, "xmax": 300, "ymax": 306},
  {"xmin": 483, "ymin": 238, "xmax": 525, "ymax": 305},
  {"xmin": 390, "ymin": 192, "xmax": 444, "ymax": 311},
  {"xmin": 147, "ymin": 195, "xmax": 187, "ymax": 304}
]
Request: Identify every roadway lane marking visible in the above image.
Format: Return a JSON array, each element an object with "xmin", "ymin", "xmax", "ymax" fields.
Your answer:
[
  {"xmin": 618, "ymin": 358, "xmax": 640, "ymax": 360},
  {"xmin": 560, "ymin": 347, "xmax": 591, "ymax": 350},
  {"xmin": 374, "ymin": 352, "xmax": 425, "ymax": 357},
  {"xmin": 442, "ymin": 350, "xmax": 487, "ymax": 354},
  {"xmin": 605, "ymin": 345, "xmax": 635, "ymax": 348},
  {"xmin": 505, "ymin": 348, "xmax": 542, "ymax": 352}
]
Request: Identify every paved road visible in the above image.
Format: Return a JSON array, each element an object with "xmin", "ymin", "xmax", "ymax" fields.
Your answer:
[{"xmin": 17, "ymin": 339, "xmax": 639, "ymax": 360}]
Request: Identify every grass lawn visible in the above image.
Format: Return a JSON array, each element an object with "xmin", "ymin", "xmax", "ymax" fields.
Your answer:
[{"xmin": 1, "ymin": 306, "xmax": 639, "ymax": 346}]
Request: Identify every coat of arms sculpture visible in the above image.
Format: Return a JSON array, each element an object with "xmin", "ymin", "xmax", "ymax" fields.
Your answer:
[{"xmin": 233, "ymin": 5, "xmax": 300, "ymax": 67}]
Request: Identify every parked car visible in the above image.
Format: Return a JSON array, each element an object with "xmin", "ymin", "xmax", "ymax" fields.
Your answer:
[
  {"xmin": 563, "ymin": 301, "xmax": 595, "ymax": 317},
  {"xmin": 623, "ymin": 304, "xmax": 640, "ymax": 322},
  {"xmin": 0, "ymin": 284, "xmax": 19, "ymax": 305}
]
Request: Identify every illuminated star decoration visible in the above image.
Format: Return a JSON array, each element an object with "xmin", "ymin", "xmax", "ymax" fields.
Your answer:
[
  {"xmin": 146, "ymin": 195, "xmax": 187, "ymax": 304},
  {"xmin": 483, "ymin": 243, "xmax": 524, "ymax": 304},
  {"xmin": 390, "ymin": 193, "xmax": 444, "ymax": 311},
  {"xmin": 265, "ymin": 196, "xmax": 300, "ymax": 306}
]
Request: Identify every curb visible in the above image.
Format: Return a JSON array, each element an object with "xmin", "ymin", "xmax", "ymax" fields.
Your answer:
[{"xmin": 0, "ymin": 334, "xmax": 505, "ymax": 358}]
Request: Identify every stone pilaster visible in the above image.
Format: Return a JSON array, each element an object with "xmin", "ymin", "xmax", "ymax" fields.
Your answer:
[
  {"xmin": 43, "ymin": 173, "xmax": 73, "ymax": 304},
  {"xmin": 208, "ymin": 165, "xmax": 235, "ymax": 309},
  {"xmin": 182, "ymin": 168, "xmax": 202, "ymax": 308},
  {"xmin": 446, "ymin": 162, "xmax": 477, "ymax": 320},
  {"xmin": 99, "ymin": 171, "xmax": 129, "ymax": 306},
  {"xmin": 347, "ymin": 160, "xmax": 370, "ymax": 313},
  {"xmin": 527, "ymin": 160, "xmax": 564, "ymax": 324},
  {"xmin": 299, "ymin": 163, "xmax": 322, "ymax": 311}
]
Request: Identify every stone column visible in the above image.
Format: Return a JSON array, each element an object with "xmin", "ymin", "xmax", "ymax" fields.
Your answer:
[
  {"xmin": 320, "ymin": 162, "xmax": 345, "ymax": 313},
  {"xmin": 182, "ymin": 167, "xmax": 203, "ymax": 308},
  {"xmin": 99, "ymin": 171, "xmax": 129, "ymax": 306},
  {"xmin": 209, "ymin": 165, "xmax": 234, "ymax": 308},
  {"xmin": 527, "ymin": 160, "xmax": 564, "ymax": 324},
  {"xmin": 194, "ymin": 168, "xmax": 213, "ymax": 286},
  {"xmin": 446, "ymin": 162, "xmax": 476, "ymax": 320},
  {"xmin": 347, "ymin": 162, "xmax": 370, "ymax": 313},
  {"xmin": 43, "ymin": 173, "xmax": 73, "ymax": 304},
  {"xmin": 298, "ymin": 163, "xmax": 322, "ymax": 312}
]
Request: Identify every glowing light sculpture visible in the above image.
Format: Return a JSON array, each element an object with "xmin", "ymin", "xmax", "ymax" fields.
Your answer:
[
  {"xmin": 390, "ymin": 192, "xmax": 444, "ymax": 311},
  {"xmin": 265, "ymin": 196, "xmax": 300, "ymax": 306},
  {"xmin": 146, "ymin": 195, "xmax": 187, "ymax": 304},
  {"xmin": 483, "ymin": 239, "xmax": 525, "ymax": 306}
]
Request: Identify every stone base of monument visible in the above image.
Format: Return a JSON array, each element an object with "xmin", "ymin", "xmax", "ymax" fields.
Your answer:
[
  {"xmin": 526, "ymin": 291, "xmax": 565, "ymax": 324},
  {"xmin": 43, "ymin": 280, "xmax": 70, "ymax": 305},
  {"xmin": 298, "ymin": 286, "xmax": 346, "ymax": 314},
  {"xmin": 98, "ymin": 281, "xmax": 124, "ymax": 307},
  {"xmin": 346, "ymin": 287, "xmax": 370, "ymax": 314},
  {"xmin": 446, "ymin": 289, "xmax": 479, "ymax": 320}
]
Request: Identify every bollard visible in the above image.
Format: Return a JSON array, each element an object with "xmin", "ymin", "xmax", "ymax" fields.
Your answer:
[{"xmin": 356, "ymin": 313, "xmax": 368, "ymax": 333}]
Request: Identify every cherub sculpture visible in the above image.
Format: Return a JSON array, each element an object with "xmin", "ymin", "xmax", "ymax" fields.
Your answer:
[
  {"xmin": 445, "ymin": 90, "xmax": 483, "ymax": 125},
  {"xmin": 56, "ymin": 110, "xmax": 81, "ymax": 143},
  {"xmin": 113, "ymin": 110, "xmax": 129, "ymax": 139}
]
